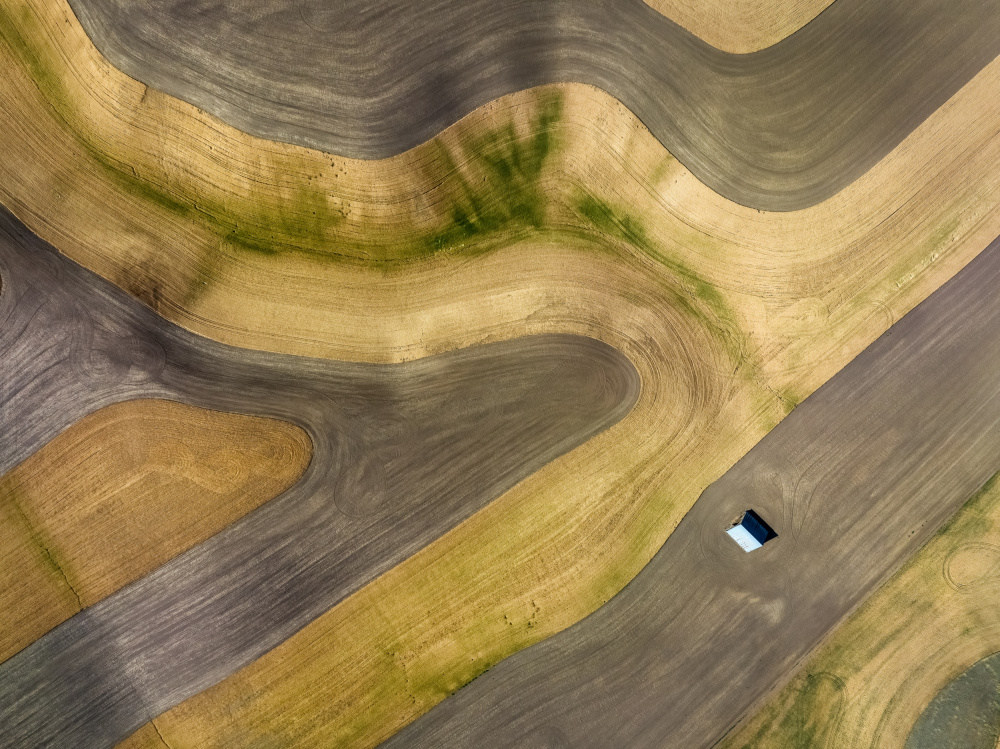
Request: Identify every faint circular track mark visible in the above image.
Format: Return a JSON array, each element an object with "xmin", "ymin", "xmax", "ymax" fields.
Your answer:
[{"xmin": 943, "ymin": 543, "xmax": 1000, "ymax": 592}]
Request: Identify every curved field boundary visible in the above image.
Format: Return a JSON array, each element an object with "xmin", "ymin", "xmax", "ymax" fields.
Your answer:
[
  {"xmin": 642, "ymin": 0, "xmax": 834, "ymax": 53},
  {"xmin": 3, "ymin": 0, "xmax": 1000, "ymax": 376},
  {"xmin": 65, "ymin": 0, "xmax": 1000, "ymax": 210},
  {"xmin": 719, "ymin": 479, "xmax": 1000, "ymax": 748},
  {"xmin": 7, "ymin": 0, "xmax": 1000, "ymax": 744},
  {"xmin": 0, "ymin": 399, "xmax": 310, "ymax": 664},
  {"xmin": 384, "ymin": 233, "xmax": 1000, "ymax": 746},
  {"xmin": 0, "ymin": 210, "xmax": 638, "ymax": 747},
  {"xmin": 905, "ymin": 650, "xmax": 1000, "ymax": 749}
]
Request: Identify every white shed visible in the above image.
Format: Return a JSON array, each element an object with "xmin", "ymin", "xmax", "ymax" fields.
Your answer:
[{"xmin": 726, "ymin": 510, "xmax": 775, "ymax": 553}]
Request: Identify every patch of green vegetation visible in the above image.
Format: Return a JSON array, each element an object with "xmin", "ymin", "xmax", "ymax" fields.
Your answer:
[
  {"xmin": 441, "ymin": 654, "xmax": 494, "ymax": 698},
  {"xmin": 0, "ymin": 479, "xmax": 82, "ymax": 609},
  {"xmin": 572, "ymin": 190, "xmax": 753, "ymax": 372},
  {"xmin": 0, "ymin": 4, "xmax": 64, "ymax": 107},
  {"xmin": 72, "ymin": 128, "xmax": 356, "ymax": 306},
  {"xmin": 421, "ymin": 91, "xmax": 563, "ymax": 256},
  {"xmin": 884, "ymin": 212, "xmax": 961, "ymax": 296},
  {"xmin": 576, "ymin": 192, "xmax": 652, "ymax": 252},
  {"xmin": 935, "ymin": 472, "xmax": 1000, "ymax": 539},
  {"xmin": 779, "ymin": 388, "xmax": 801, "ymax": 413},
  {"xmin": 648, "ymin": 153, "xmax": 678, "ymax": 186},
  {"xmin": 752, "ymin": 382, "xmax": 804, "ymax": 433},
  {"xmin": 85, "ymin": 143, "xmax": 199, "ymax": 225},
  {"xmin": 734, "ymin": 672, "xmax": 844, "ymax": 749},
  {"xmin": 80, "ymin": 134, "xmax": 349, "ymax": 262},
  {"xmin": 922, "ymin": 214, "xmax": 961, "ymax": 259},
  {"xmin": 575, "ymin": 192, "xmax": 729, "ymax": 314},
  {"xmin": 226, "ymin": 181, "xmax": 347, "ymax": 259},
  {"xmin": 435, "ymin": 635, "xmax": 519, "ymax": 699}
]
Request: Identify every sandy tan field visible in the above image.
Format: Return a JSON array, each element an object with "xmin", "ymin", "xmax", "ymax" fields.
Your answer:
[
  {"xmin": 643, "ymin": 0, "xmax": 834, "ymax": 53},
  {"xmin": 0, "ymin": 399, "xmax": 310, "ymax": 663},
  {"xmin": 4, "ymin": 0, "xmax": 1000, "ymax": 744},
  {"xmin": 717, "ymin": 473, "xmax": 1000, "ymax": 748}
]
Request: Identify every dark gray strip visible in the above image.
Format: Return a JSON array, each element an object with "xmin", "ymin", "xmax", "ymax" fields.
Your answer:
[
  {"xmin": 383, "ymin": 234, "xmax": 1000, "ymax": 747},
  {"xmin": 0, "ymin": 206, "xmax": 639, "ymax": 748},
  {"xmin": 906, "ymin": 652, "xmax": 1000, "ymax": 749},
  {"xmin": 66, "ymin": 0, "xmax": 1000, "ymax": 209}
]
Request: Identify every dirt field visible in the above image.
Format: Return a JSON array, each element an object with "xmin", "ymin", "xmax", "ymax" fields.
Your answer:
[
  {"xmin": 65, "ymin": 0, "xmax": 999, "ymax": 208},
  {"xmin": 643, "ymin": 0, "xmax": 834, "ymax": 53},
  {"xmin": 378, "ymin": 234, "xmax": 1000, "ymax": 747},
  {"xmin": 0, "ymin": 399, "xmax": 310, "ymax": 664},
  {"xmin": 117, "ymin": 239, "xmax": 1000, "ymax": 749},
  {"xmin": 4, "ymin": 0, "xmax": 1000, "ymax": 746},
  {"xmin": 0, "ymin": 211, "xmax": 636, "ymax": 747},
  {"xmin": 718, "ymin": 473, "xmax": 1000, "ymax": 748}
]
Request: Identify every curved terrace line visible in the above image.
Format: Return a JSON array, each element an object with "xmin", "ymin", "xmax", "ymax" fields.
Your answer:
[
  {"xmin": 9, "ymin": 1, "xmax": 995, "ymax": 744},
  {"xmin": 642, "ymin": 0, "xmax": 836, "ymax": 54},
  {"xmin": 0, "ymin": 206, "xmax": 640, "ymax": 748},
  {"xmin": 385, "ymin": 233, "xmax": 1000, "ymax": 747},
  {"xmin": 68, "ymin": 0, "xmax": 1000, "ymax": 210}
]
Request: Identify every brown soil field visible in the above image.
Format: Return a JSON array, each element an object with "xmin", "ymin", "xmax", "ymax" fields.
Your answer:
[
  {"xmin": 643, "ymin": 0, "xmax": 834, "ymax": 53},
  {"xmin": 0, "ymin": 399, "xmax": 310, "ymax": 663},
  {"xmin": 67, "ymin": 0, "xmax": 982, "ymax": 210},
  {"xmin": 717, "ymin": 472, "xmax": 1000, "ymax": 748},
  {"xmin": 5, "ymin": 0, "xmax": 1000, "ymax": 744},
  {"xmin": 102, "ymin": 57, "xmax": 1000, "ymax": 749}
]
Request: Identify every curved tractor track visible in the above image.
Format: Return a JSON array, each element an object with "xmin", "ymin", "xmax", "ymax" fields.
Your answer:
[
  {"xmin": 4, "ymin": 0, "xmax": 1000, "ymax": 746},
  {"xmin": 0, "ymin": 206, "xmax": 639, "ymax": 748},
  {"xmin": 385, "ymin": 234, "xmax": 1000, "ymax": 748},
  {"xmin": 68, "ymin": 0, "xmax": 1000, "ymax": 210}
]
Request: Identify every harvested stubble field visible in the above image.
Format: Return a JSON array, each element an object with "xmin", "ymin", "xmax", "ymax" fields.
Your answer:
[
  {"xmin": 0, "ymin": 0, "xmax": 999, "ymax": 746},
  {"xmin": 0, "ymin": 399, "xmax": 310, "ymax": 663},
  {"xmin": 0, "ymin": 209, "xmax": 636, "ymax": 747}
]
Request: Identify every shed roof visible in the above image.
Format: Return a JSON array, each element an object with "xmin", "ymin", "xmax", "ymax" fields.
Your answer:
[
  {"xmin": 726, "ymin": 523, "xmax": 764, "ymax": 552},
  {"xmin": 726, "ymin": 509, "xmax": 776, "ymax": 552}
]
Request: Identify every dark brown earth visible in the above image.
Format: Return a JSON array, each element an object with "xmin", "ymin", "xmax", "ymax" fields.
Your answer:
[
  {"xmin": 67, "ymin": 0, "xmax": 1000, "ymax": 209},
  {"xmin": 906, "ymin": 652, "xmax": 1000, "ymax": 749},
  {"xmin": 383, "ymin": 234, "xmax": 1000, "ymax": 748},
  {"xmin": 0, "ymin": 205, "xmax": 639, "ymax": 748}
]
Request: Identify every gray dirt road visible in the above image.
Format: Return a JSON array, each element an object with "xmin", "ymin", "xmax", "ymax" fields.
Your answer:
[
  {"xmin": 0, "ymin": 205, "xmax": 639, "ymax": 748},
  {"xmin": 383, "ymin": 234, "xmax": 1000, "ymax": 748},
  {"xmin": 67, "ymin": 0, "xmax": 1000, "ymax": 210}
]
